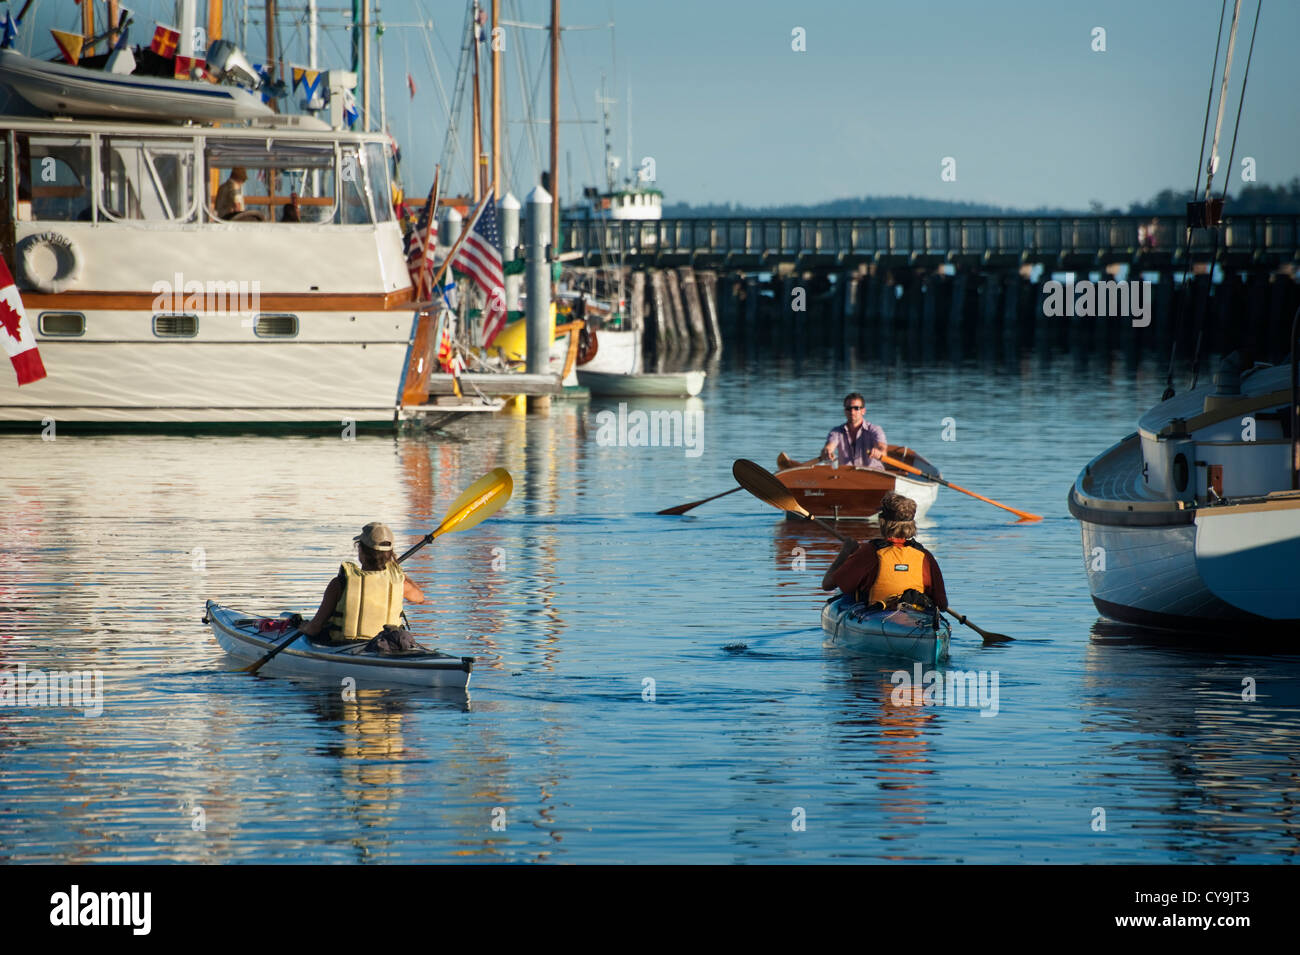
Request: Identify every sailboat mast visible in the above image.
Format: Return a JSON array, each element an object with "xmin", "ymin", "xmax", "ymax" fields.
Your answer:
[
  {"xmin": 471, "ymin": 2, "xmax": 483, "ymax": 202},
  {"xmin": 550, "ymin": 0, "xmax": 560, "ymax": 255},
  {"xmin": 207, "ymin": 0, "xmax": 222, "ymax": 46},
  {"xmin": 362, "ymin": 0, "xmax": 371, "ymax": 130},
  {"xmin": 377, "ymin": 16, "xmax": 387, "ymax": 134},
  {"xmin": 83, "ymin": 0, "xmax": 94, "ymax": 55},
  {"xmin": 1205, "ymin": 0, "xmax": 1243, "ymax": 200},
  {"xmin": 491, "ymin": 0, "xmax": 501, "ymax": 200},
  {"xmin": 308, "ymin": 0, "xmax": 318, "ymax": 68}
]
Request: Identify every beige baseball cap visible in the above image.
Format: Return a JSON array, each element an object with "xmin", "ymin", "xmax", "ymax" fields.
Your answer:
[{"xmin": 353, "ymin": 522, "xmax": 395, "ymax": 551}]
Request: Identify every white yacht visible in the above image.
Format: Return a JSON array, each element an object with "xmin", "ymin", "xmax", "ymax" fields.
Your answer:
[{"xmin": 1, "ymin": 55, "xmax": 417, "ymax": 431}]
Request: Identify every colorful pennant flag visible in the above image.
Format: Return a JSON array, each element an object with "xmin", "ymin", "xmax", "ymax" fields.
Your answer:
[
  {"xmin": 0, "ymin": 258, "xmax": 48, "ymax": 387},
  {"xmin": 174, "ymin": 54, "xmax": 205, "ymax": 79},
  {"xmin": 407, "ymin": 73, "xmax": 415, "ymax": 99},
  {"xmin": 1, "ymin": 11, "xmax": 19, "ymax": 50},
  {"xmin": 292, "ymin": 67, "xmax": 323, "ymax": 100},
  {"xmin": 51, "ymin": 29, "xmax": 84, "ymax": 65},
  {"xmin": 150, "ymin": 24, "xmax": 179, "ymax": 58},
  {"xmin": 342, "ymin": 87, "xmax": 358, "ymax": 126}
]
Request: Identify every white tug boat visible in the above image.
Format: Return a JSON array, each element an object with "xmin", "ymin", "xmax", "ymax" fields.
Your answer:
[
  {"xmin": 1069, "ymin": 354, "xmax": 1300, "ymax": 632},
  {"xmin": 0, "ymin": 16, "xmax": 419, "ymax": 432}
]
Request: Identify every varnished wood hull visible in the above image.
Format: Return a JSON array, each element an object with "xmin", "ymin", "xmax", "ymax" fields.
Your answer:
[{"xmin": 776, "ymin": 447, "xmax": 941, "ymax": 520}]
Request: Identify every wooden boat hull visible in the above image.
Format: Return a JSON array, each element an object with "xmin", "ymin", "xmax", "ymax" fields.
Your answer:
[
  {"xmin": 776, "ymin": 446, "xmax": 940, "ymax": 520},
  {"xmin": 821, "ymin": 596, "xmax": 951, "ymax": 664},
  {"xmin": 577, "ymin": 369, "xmax": 705, "ymax": 397},
  {"xmin": 205, "ymin": 601, "xmax": 473, "ymax": 688}
]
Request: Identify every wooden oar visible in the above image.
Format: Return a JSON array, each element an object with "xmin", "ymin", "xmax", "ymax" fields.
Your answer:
[
  {"xmin": 657, "ymin": 486, "xmax": 742, "ymax": 515},
  {"xmin": 659, "ymin": 456, "xmax": 801, "ymax": 515},
  {"xmin": 731, "ymin": 458, "xmax": 1012, "ymax": 644},
  {"xmin": 241, "ymin": 468, "xmax": 514, "ymax": 675},
  {"xmin": 881, "ymin": 454, "xmax": 1042, "ymax": 522}
]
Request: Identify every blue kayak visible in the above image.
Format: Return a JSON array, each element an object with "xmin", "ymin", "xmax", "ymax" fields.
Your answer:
[{"xmin": 820, "ymin": 595, "xmax": 951, "ymax": 664}]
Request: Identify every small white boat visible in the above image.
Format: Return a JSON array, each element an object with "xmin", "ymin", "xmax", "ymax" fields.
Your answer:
[
  {"xmin": 1069, "ymin": 359, "xmax": 1300, "ymax": 632},
  {"xmin": 205, "ymin": 602, "xmax": 473, "ymax": 688},
  {"xmin": 0, "ymin": 48, "xmax": 273, "ymax": 122},
  {"xmin": 577, "ymin": 369, "xmax": 705, "ymax": 398},
  {"xmin": 821, "ymin": 596, "xmax": 951, "ymax": 664}
]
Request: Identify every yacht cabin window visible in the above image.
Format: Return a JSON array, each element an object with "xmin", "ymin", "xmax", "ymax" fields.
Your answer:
[
  {"xmin": 15, "ymin": 134, "xmax": 92, "ymax": 222},
  {"xmin": 205, "ymin": 139, "xmax": 338, "ymax": 223},
  {"xmin": 99, "ymin": 138, "xmax": 198, "ymax": 222}
]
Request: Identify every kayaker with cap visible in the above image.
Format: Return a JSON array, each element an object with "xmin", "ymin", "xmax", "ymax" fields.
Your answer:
[
  {"xmin": 821, "ymin": 492, "xmax": 948, "ymax": 612},
  {"xmin": 299, "ymin": 522, "xmax": 426, "ymax": 643}
]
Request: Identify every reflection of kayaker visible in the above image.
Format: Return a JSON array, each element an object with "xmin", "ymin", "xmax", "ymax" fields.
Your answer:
[
  {"xmin": 820, "ymin": 493, "xmax": 948, "ymax": 613},
  {"xmin": 299, "ymin": 522, "xmax": 426, "ymax": 647}
]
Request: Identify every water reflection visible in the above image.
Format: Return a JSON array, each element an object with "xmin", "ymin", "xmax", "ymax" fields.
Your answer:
[{"xmin": 1081, "ymin": 621, "xmax": 1300, "ymax": 861}]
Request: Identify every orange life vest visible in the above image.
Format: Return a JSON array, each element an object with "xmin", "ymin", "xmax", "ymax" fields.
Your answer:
[{"xmin": 865, "ymin": 539, "xmax": 926, "ymax": 606}]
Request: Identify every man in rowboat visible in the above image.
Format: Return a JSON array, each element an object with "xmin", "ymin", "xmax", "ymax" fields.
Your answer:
[
  {"xmin": 780, "ymin": 393, "xmax": 888, "ymax": 471},
  {"xmin": 821, "ymin": 493, "xmax": 949, "ymax": 612},
  {"xmin": 299, "ymin": 522, "xmax": 427, "ymax": 643}
]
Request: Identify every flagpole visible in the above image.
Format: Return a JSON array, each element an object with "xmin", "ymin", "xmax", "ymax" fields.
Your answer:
[
  {"xmin": 424, "ymin": 192, "xmax": 492, "ymax": 305},
  {"xmin": 415, "ymin": 164, "xmax": 441, "ymax": 300}
]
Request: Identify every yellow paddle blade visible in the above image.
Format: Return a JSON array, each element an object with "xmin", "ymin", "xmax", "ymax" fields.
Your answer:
[
  {"xmin": 433, "ymin": 467, "xmax": 513, "ymax": 538},
  {"xmin": 732, "ymin": 459, "xmax": 809, "ymax": 517}
]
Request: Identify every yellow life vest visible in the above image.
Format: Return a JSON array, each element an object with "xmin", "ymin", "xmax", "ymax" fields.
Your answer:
[
  {"xmin": 866, "ymin": 540, "xmax": 926, "ymax": 606},
  {"xmin": 328, "ymin": 561, "xmax": 405, "ymax": 642}
]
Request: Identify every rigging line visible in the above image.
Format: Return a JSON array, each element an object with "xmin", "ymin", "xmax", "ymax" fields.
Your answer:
[
  {"xmin": 411, "ymin": 2, "xmax": 451, "ymax": 132},
  {"xmin": 561, "ymin": 33, "xmax": 612, "ymax": 267},
  {"xmin": 1190, "ymin": 0, "xmax": 1263, "ymax": 392},
  {"xmin": 1165, "ymin": 0, "xmax": 1231, "ymax": 401},
  {"xmin": 1193, "ymin": 0, "xmax": 1229, "ymax": 201},
  {"xmin": 509, "ymin": 0, "xmax": 545, "ymax": 183}
]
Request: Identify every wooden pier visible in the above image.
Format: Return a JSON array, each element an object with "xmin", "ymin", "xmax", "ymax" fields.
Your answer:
[{"xmin": 560, "ymin": 214, "xmax": 1300, "ymax": 364}]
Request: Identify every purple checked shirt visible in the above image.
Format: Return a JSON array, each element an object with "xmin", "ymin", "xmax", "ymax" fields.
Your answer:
[{"xmin": 825, "ymin": 421, "xmax": 887, "ymax": 470}]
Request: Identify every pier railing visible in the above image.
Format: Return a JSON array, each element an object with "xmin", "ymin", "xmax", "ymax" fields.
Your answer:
[{"xmin": 560, "ymin": 214, "xmax": 1300, "ymax": 269}]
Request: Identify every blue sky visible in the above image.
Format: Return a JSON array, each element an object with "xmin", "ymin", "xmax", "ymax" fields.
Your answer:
[{"xmin": 8, "ymin": 0, "xmax": 1299, "ymax": 209}]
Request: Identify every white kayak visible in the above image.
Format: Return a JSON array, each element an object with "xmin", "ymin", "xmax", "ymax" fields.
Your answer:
[
  {"xmin": 820, "ymin": 595, "xmax": 951, "ymax": 664},
  {"xmin": 205, "ymin": 601, "xmax": 473, "ymax": 688}
]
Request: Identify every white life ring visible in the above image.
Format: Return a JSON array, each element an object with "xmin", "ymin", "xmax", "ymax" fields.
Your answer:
[{"xmin": 16, "ymin": 232, "xmax": 83, "ymax": 293}]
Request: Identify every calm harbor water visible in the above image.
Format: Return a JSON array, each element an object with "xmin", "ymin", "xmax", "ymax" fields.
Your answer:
[{"xmin": 2, "ymin": 348, "xmax": 1298, "ymax": 864}]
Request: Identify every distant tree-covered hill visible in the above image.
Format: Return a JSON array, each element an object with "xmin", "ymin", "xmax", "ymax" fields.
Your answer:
[
  {"xmin": 1121, "ymin": 178, "xmax": 1300, "ymax": 215},
  {"xmin": 662, "ymin": 181, "xmax": 1300, "ymax": 218},
  {"xmin": 661, "ymin": 196, "xmax": 1081, "ymax": 217}
]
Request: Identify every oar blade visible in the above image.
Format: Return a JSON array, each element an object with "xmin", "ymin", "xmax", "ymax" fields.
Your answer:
[
  {"xmin": 433, "ymin": 467, "xmax": 513, "ymax": 538},
  {"xmin": 732, "ymin": 458, "xmax": 807, "ymax": 516}
]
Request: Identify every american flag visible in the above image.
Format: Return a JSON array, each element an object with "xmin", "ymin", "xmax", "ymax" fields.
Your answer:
[
  {"xmin": 451, "ymin": 196, "xmax": 507, "ymax": 348},
  {"xmin": 404, "ymin": 172, "xmax": 439, "ymax": 299}
]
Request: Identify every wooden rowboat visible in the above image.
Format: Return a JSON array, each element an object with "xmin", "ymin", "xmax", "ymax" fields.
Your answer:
[{"xmin": 774, "ymin": 446, "xmax": 941, "ymax": 520}]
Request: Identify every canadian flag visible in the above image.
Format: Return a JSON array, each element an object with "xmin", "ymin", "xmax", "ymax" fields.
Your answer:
[{"xmin": 0, "ymin": 258, "xmax": 48, "ymax": 386}]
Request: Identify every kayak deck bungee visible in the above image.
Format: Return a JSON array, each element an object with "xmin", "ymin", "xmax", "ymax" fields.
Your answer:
[
  {"xmin": 205, "ymin": 601, "xmax": 473, "ymax": 688},
  {"xmin": 820, "ymin": 595, "xmax": 951, "ymax": 665}
]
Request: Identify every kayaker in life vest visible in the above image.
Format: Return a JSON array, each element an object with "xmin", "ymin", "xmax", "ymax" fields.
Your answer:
[
  {"xmin": 299, "ymin": 522, "xmax": 426, "ymax": 643},
  {"xmin": 820, "ymin": 493, "xmax": 948, "ymax": 611}
]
